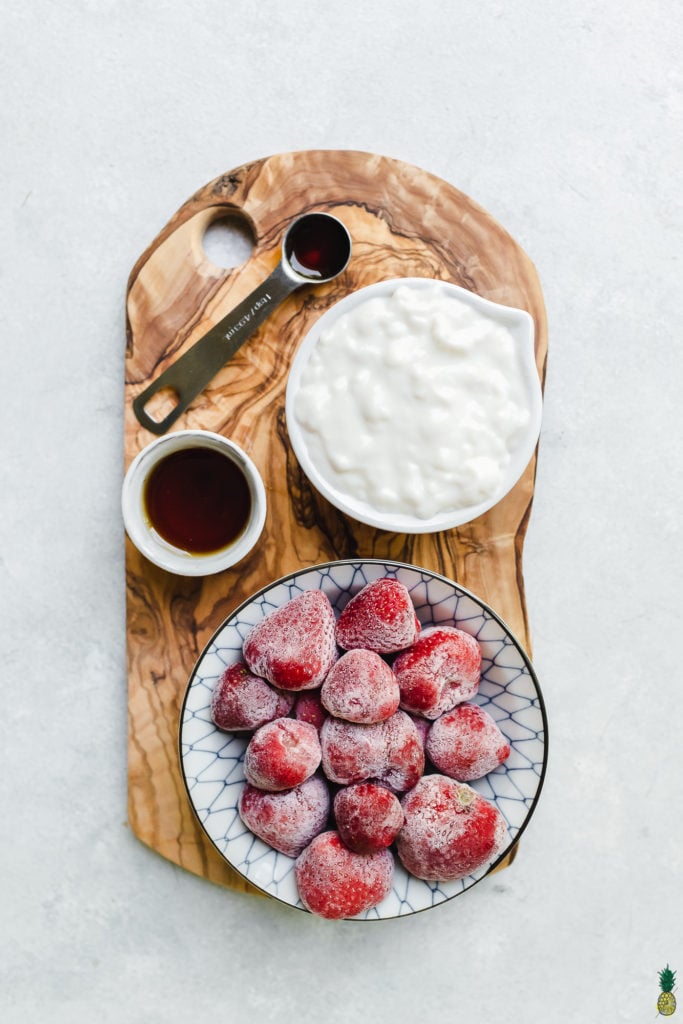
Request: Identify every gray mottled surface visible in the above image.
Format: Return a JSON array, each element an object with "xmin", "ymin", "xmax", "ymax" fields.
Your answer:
[{"xmin": 1, "ymin": 2, "xmax": 681, "ymax": 1021}]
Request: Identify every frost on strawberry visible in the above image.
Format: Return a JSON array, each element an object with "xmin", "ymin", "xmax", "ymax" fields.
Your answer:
[
  {"xmin": 293, "ymin": 690, "xmax": 327, "ymax": 731},
  {"xmin": 243, "ymin": 589, "xmax": 338, "ymax": 691},
  {"xmin": 425, "ymin": 702, "xmax": 510, "ymax": 781},
  {"xmin": 320, "ymin": 648, "xmax": 400, "ymax": 724},
  {"xmin": 335, "ymin": 577, "xmax": 420, "ymax": 654},
  {"xmin": 243, "ymin": 718, "xmax": 322, "ymax": 792},
  {"xmin": 295, "ymin": 831, "xmax": 394, "ymax": 920},
  {"xmin": 320, "ymin": 710, "xmax": 424, "ymax": 791},
  {"xmin": 210, "ymin": 661, "xmax": 295, "ymax": 732},
  {"xmin": 334, "ymin": 782, "xmax": 404, "ymax": 854},
  {"xmin": 238, "ymin": 776, "xmax": 330, "ymax": 857},
  {"xmin": 393, "ymin": 626, "xmax": 482, "ymax": 719},
  {"xmin": 396, "ymin": 775, "xmax": 507, "ymax": 881}
]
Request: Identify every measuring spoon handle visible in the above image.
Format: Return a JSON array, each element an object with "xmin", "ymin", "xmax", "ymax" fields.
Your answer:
[{"xmin": 133, "ymin": 261, "xmax": 299, "ymax": 435}]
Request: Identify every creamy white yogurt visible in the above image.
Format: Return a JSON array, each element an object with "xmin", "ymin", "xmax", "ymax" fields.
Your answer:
[{"xmin": 291, "ymin": 281, "xmax": 536, "ymax": 523}]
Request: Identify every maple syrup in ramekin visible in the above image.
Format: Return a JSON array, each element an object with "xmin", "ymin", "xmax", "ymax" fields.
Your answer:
[{"xmin": 144, "ymin": 447, "xmax": 252, "ymax": 554}]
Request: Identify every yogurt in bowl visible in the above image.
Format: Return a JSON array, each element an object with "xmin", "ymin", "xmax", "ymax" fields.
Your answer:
[{"xmin": 285, "ymin": 278, "xmax": 542, "ymax": 533}]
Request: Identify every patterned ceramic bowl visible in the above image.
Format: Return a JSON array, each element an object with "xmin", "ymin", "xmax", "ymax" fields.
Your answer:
[{"xmin": 179, "ymin": 560, "xmax": 548, "ymax": 919}]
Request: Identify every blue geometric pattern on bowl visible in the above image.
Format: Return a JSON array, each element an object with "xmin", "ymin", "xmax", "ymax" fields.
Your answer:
[{"xmin": 179, "ymin": 560, "xmax": 548, "ymax": 920}]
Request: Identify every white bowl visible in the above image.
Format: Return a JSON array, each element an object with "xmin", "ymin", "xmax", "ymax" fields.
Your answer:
[
  {"xmin": 285, "ymin": 278, "xmax": 542, "ymax": 533},
  {"xmin": 179, "ymin": 560, "xmax": 548, "ymax": 919},
  {"xmin": 121, "ymin": 430, "xmax": 266, "ymax": 576}
]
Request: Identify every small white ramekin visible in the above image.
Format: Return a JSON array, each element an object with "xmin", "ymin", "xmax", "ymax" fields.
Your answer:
[{"xmin": 121, "ymin": 430, "xmax": 266, "ymax": 576}]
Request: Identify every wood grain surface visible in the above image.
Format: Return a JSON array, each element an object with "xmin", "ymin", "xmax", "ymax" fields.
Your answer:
[{"xmin": 124, "ymin": 150, "xmax": 548, "ymax": 896}]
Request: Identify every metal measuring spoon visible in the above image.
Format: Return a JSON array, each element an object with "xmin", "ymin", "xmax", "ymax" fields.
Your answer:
[{"xmin": 133, "ymin": 212, "xmax": 352, "ymax": 435}]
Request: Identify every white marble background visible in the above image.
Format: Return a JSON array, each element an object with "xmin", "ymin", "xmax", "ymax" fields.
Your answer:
[{"xmin": 2, "ymin": 2, "xmax": 681, "ymax": 1022}]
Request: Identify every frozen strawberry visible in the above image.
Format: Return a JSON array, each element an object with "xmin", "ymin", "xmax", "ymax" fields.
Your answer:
[
  {"xmin": 243, "ymin": 590, "xmax": 338, "ymax": 691},
  {"xmin": 320, "ymin": 710, "xmax": 424, "ymax": 792},
  {"xmin": 320, "ymin": 649, "xmax": 400, "ymax": 724},
  {"xmin": 426, "ymin": 702, "xmax": 511, "ymax": 781},
  {"xmin": 295, "ymin": 830, "xmax": 394, "ymax": 919},
  {"xmin": 210, "ymin": 661, "xmax": 295, "ymax": 732},
  {"xmin": 380, "ymin": 711, "xmax": 426, "ymax": 791},
  {"xmin": 406, "ymin": 713, "xmax": 430, "ymax": 748},
  {"xmin": 335, "ymin": 577, "xmax": 420, "ymax": 654},
  {"xmin": 238, "ymin": 775, "xmax": 330, "ymax": 857},
  {"xmin": 334, "ymin": 782, "xmax": 404, "ymax": 854},
  {"xmin": 294, "ymin": 691, "xmax": 327, "ymax": 731},
  {"xmin": 243, "ymin": 718, "xmax": 321, "ymax": 792},
  {"xmin": 393, "ymin": 626, "xmax": 481, "ymax": 719},
  {"xmin": 320, "ymin": 716, "xmax": 380, "ymax": 787},
  {"xmin": 396, "ymin": 774, "xmax": 507, "ymax": 881}
]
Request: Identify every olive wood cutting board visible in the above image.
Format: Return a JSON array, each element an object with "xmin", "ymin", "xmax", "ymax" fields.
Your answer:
[{"xmin": 124, "ymin": 149, "xmax": 548, "ymax": 897}]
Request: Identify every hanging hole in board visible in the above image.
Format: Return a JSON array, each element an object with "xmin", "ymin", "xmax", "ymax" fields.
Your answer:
[{"xmin": 202, "ymin": 214, "xmax": 256, "ymax": 270}]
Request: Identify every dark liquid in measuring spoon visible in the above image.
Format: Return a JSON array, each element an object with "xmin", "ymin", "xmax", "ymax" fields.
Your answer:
[
  {"xmin": 144, "ymin": 448, "xmax": 251, "ymax": 555},
  {"xmin": 285, "ymin": 213, "xmax": 351, "ymax": 280}
]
